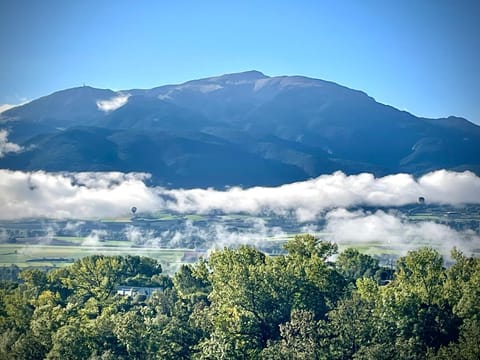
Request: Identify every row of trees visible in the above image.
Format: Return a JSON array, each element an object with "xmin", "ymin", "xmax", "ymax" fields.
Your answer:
[{"xmin": 0, "ymin": 234, "xmax": 479, "ymax": 359}]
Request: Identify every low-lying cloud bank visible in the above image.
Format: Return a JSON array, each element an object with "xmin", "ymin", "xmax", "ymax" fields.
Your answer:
[
  {"xmin": 0, "ymin": 169, "xmax": 479, "ymax": 220},
  {"xmin": 0, "ymin": 171, "xmax": 159, "ymax": 219},
  {"xmin": 162, "ymin": 170, "xmax": 480, "ymax": 221}
]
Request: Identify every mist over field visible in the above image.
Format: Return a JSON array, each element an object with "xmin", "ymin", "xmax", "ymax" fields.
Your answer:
[
  {"xmin": 122, "ymin": 218, "xmax": 290, "ymax": 250},
  {"xmin": 1, "ymin": 169, "xmax": 479, "ymax": 256},
  {"xmin": 323, "ymin": 209, "xmax": 480, "ymax": 256}
]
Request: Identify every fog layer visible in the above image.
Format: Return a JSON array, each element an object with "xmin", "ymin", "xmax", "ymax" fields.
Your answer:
[{"xmin": 0, "ymin": 169, "xmax": 479, "ymax": 220}]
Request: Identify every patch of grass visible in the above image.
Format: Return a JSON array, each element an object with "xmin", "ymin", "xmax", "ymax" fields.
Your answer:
[
  {"xmin": 100, "ymin": 217, "xmax": 132, "ymax": 223},
  {"xmin": 339, "ymin": 244, "xmax": 399, "ymax": 256},
  {"xmin": 0, "ymin": 243, "xmax": 186, "ymax": 270},
  {"xmin": 185, "ymin": 214, "xmax": 205, "ymax": 221},
  {"xmin": 220, "ymin": 214, "xmax": 256, "ymax": 220},
  {"xmin": 53, "ymin": 236, "xmax": 86, "ymax": 244},
  {"xmin": 154, "ymin": 213, "xmax": 179, "ymax": 220}
]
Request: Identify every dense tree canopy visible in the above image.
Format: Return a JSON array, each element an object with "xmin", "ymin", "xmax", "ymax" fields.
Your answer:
[{"xmin": 0, "ymin": 236, "xmax": 479, "ymax": 359}]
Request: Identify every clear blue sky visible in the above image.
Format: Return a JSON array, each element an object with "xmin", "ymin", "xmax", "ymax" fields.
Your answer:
[{"xmin": 1, "ymin": 0, "xmax": 479, "ymax": 123}]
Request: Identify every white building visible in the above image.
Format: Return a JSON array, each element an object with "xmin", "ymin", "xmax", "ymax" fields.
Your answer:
[{"xmin": 115, "ymin": 286, "xmax": 163, "ymax": 298}]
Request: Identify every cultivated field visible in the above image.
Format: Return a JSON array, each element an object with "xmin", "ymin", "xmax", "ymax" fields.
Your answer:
[{"xmin": 1, "ymin": 205, "xmax": 479, "ymax": 273}]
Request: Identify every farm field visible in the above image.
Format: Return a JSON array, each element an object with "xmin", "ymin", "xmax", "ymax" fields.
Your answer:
[
  {"xmin": 0, "ymin": 242, "xmax": 189, "ymax": 272},
  {"xmin": 0, "ymin": 204, "xmax": 479, "ymax": 272}
]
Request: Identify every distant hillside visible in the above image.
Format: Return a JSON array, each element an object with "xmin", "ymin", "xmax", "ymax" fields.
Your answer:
[{"xmin": 1, "ymin": 70, "xmax": 479, "ymax": 188}]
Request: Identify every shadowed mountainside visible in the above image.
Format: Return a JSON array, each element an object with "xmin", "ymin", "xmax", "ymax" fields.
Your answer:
[{"xmin": 1, "ymin": 70, "xmax": 479, "ymax": 187}]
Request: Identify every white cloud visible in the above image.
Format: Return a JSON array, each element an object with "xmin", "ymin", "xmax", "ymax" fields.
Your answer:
[
  {"xmin": 0, "ymin": 169, "xmax": 479, "ymax": 220},
  {"xmin": 0, "ymin": 170, "xmax": 160, "ymax": 219},
  {"xmin": 159, "ymin": 170, "xmax": 480, "ymax": 221},
  {"xmin": 83, "ymin": 229, "xmax": 108, "ymax": 246},
  {"xmin": 64, "ymin": 221, "xmax": 85, "ymax": 232},
  {"xmin": 0, "ymin": 129, "xmax": 23, "ymax": 157},
  {"xmin": 124, "ymin": 225, "xmax": 154, "ymax": 246},
  {"xmin": 96, "ymin": 93, "xmax": 130, "ymax": 112},
  {"xmin": 0, "ymin": 98, "xmax": 30, "ymax": 115},
  {"xmin": 0, "ymin": 228, "xmax": 8, "ymax": 243},
  {"xmin": 0, "ymin": 104, "xmax": 16, "ymax": 114},
  {"xmin": 418, "ymin": 170, "xmax": 480, "ymax": 204}
]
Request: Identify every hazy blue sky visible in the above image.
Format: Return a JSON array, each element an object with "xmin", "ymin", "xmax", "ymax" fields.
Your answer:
[{"xmin": 1, "ymin": 0, "xmax": 479, "ymax": 123}]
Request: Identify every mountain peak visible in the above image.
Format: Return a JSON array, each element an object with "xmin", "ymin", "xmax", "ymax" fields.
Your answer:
[{"xmin": 208, "ymin": 70, "xmax": 268, "ymax": 83}]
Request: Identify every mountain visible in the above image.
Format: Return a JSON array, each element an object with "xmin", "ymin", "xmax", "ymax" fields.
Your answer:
[{"xmin": 1, "ymin": 71, "xmax": 479, "ymax": 188}]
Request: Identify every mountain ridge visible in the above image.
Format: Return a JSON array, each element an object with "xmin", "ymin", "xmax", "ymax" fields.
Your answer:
[{"xmin": 1, "ymin": 71, "xmax": 479, "ymax": 188}]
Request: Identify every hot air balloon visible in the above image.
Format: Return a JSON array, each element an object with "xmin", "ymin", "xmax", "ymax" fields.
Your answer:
[{"xmin": 131, "ymin": 206, "xmax": 137, "ymax": 215}]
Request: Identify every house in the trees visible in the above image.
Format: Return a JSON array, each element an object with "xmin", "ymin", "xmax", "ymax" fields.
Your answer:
[{"xmin": 115, "ymin": 286, "xmax": 162, "ymax": 298}]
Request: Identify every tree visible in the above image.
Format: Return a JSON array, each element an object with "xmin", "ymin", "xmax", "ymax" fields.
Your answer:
[
  {"xmin": 47, "ymin": 320, "xmax": 94, "ymax": 360},
  {"xmin": 444, "ymin": 248, "xmax": 480, "ymax": 321},
  {"xmin": 62, "ymin": 255, "xmax": 163, "ymax": 303},
  {"xmin": 0, "ymin": 286, "xmax": 34, "ymax": 333},
  {"xmin": 29, "ymin": 290, "xmax": 65, "ymax": 351},
  {"xmin": 113, "ymin": 310, "xmax": 151, "ymax": 359},
  {"xmin": 322, "ymin": 294, "xmax": 377, "ymax": 359},
  {"xmin": 206, "ymin": 245, "xmax": 291, "ymax": 354},
  {"xmin": 9, "ymin": 331, "xmax": 47, "ymax": 360},
  {"xmin": 353, "ymin": 248, "xmax": 461, "ymax": 358},
  {"xmin": 429, "ymin": 319, "xmax": 480, "ymax": 360},
  {"xmin": 19, "ymin": 269, "xmax": 48, "ymax": 298},
  {"xmin": 335, "ymin": 248, "xmax": 379, "ymax": 285},
  {"xmin": 62, "ymin": 255, "xmax": 126, "ymax": 302},
  {"xmin": 173, "ymin": 261, "xmax": 211, "ymax": 303},
  {"xmin": 395, "ymin": 247, "xmax": 445, "ymax": 306},
  {"xmin": 199, "ymin": 235, "xmax": 346, "ymax": 357},
  {"xmin": 261, "ymin": 310, "xmax": 322, "ymax": 359},
  {"xmin": 284, "ymin": 235, "xmax": 345, "ymax": 317}
]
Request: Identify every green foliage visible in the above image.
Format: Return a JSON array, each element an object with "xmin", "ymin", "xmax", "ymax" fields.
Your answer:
[
  {"xmin": 205, "ymin": 245, "xmax": 286, "ymax": 354},
  {"xmin": 195, "ymin": 235, "xmax": 344, "ymax": 357},
  {"xmin": 395, "ymin": 247, "xmax": 445, "ymax": 305},
  {"xmin": 0, "ymin": 238, "xmax": 479, "ymax": 359},
  {"xmin": 0, "ymin": 265, "xmax": 21, "ymax": 282},
  {"xmin": 10, "ymin": 331, "xmax": 47, "ymax": 360},
  {"xmin": 322, "ymin": 294, "xmax": 377, "ymax": 359},
  {"xmin": 173, "ymin": 261, "xmax": 211, "ymax": 303},
  {"xmin": 445, "ymin": 248, "xmax": 480, "ymax": 320},
  {"xmin": 261, "ymin": 310, "xmax": 322, "ymax": 359},
  {"xmin": 428, "ymin": 319, "xmax": 480, "ymax": 360},
  {"xmin": 46, "ymin": 320, "xmax": 94, "ymax": 360},
  {"xmin": 336, "ymin": 248, "xmax": 380, "ymax": 285}
]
